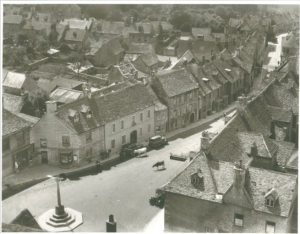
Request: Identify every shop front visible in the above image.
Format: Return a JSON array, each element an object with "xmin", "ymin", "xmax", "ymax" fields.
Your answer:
[
  {"xmin": 59, "ymin": 150, "xmax": 74, "ymax": 167},
  {"xmin": 14, "ymin": 144, "xmax": 34, "ymax": 171}
]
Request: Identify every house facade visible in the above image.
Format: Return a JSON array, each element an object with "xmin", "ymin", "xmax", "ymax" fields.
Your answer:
[
  {"xmin": 152, "ymin": 68, "xmax": 199, "ymax": 131},
  {"xmin": 3, "ymin": 109, "xmax": 35, "ymax": 176}
]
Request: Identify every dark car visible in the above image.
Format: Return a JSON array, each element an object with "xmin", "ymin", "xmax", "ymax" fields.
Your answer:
[
  {"xmin": 120, "ymin": 143, "xmax": 144, "ymax": 161},
  {"xmin": 148, "ymin": 135, "xmax": 168, "ymax": 150}
]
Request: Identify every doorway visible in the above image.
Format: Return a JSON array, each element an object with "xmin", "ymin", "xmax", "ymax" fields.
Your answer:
[
  {"xmin": 41, "ymin": 151, "xmax": 48, "ymax": 164},
  {"xmin": 130, "ymin": 130, "xmax": 137, "ymax": 144}
]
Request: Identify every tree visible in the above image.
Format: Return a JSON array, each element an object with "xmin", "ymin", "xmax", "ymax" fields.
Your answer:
[
  {"xmin": 215, "ymin": 6, "xmax": 229, "ymax": 20},
  {"xmin": 170, "ymin": 11, "xmax": 192, "ymax": 31}
]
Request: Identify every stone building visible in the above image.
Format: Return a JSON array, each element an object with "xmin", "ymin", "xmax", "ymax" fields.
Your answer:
[
  {"xmin": 151, "ymin": 68, "xmax": 199, "ymax": 131},
  {"xmin": 2, "ymin": 109, "xmax": 35, "ymax": 176},
  {"xmin": 31, "ymin": 83, "xmax": 156, "ymax": 166},
  {"xmin": 162, "ymin": 152, "xmax": 298, "ymax": 233}
]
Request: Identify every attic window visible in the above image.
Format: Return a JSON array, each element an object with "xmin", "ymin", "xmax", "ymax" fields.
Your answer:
[
  {"xmin": 191, "ymin": 169, "xmax": 204, "ymax": 189},
  {"xmin": 81, "ymin": 105, "xmax": 92, "ymax": 118},
  {"xmin": 69, "ymin": 109, "xmax": 80, "ymax": 123},
  {"xmin": 264, "ymin": 188, "xmax": 278, "ymax": 208}
]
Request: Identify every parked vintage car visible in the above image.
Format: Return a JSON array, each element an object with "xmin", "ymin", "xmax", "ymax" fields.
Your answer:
[
  {"xmin": 148, "ymin": 135, "xmax": 168, "ymax": 150},
  {"xmin": 149, "ymin": 189, "xmax": 165, "ymax": 208},
  {"xmin": 120, "ymin": 143, "xmax": 145, "ymax": 161}
]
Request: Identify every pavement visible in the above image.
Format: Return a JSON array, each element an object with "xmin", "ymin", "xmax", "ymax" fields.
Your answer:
[
  {"xmin": 2, "ymin": 109, "xmax": 235, "ymax": 232},
  {"xmin": 2, "ymin": 103, "xmax": 236, "ymax": 190}
]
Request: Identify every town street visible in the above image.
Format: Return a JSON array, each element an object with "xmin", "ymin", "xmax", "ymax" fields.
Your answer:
[{"xmin": 2, "ymin": 112, "xmax": 235, "ymax": 232}]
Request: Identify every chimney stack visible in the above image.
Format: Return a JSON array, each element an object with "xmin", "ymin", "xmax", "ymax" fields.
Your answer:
[
  {"xmin": 250, "ymin": 142, "xmax": 258, "ymax": 157},
  {"xmin": 201, "ymin": 131, "xmax": 210, "ymax": 153},
  {"xmin": 46, "ymin": 100, "xmax": 57, "ymax": 114},
  {"xmin": 237, "ymin": 94, "xmax": 248, "ymax": 114},
  {"xmin": 106, "ymin": 214, "xmax": 117, "ymax": 232},
  {"xmin": 233, "ymin": 160, "xmax": 246, "ymax": 188}
]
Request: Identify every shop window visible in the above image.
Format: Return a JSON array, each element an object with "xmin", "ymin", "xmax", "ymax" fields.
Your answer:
[
  {"xmin": 60, "ymin": 152, "xmax": 73, "ymax": 164},
  {"xmin": 3, "ymin": 138, "xmax": 10, "ymax": 151},
  {"xmin": 40, "ymin": 138, "xmax": 47, "ymax": 148},
  {"xmin": 265, "ymin": 221, "xmax": 275, "ymax": 233},
  {"xmin": 62, "ymin": 136, "xmax": 70, "ymax": 147},
  {"xmin": 234, "ymin": 213, "xmax": 244, "ymax": 227}
]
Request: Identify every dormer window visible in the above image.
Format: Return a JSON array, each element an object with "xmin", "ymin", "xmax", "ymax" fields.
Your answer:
[
  {"xmin": 81, "ymin": 105, "xmax": 92, "ymax": 119},
  {"xmin": 69, "ymin": 109, "xmax": 80, "ymax": 123},
  {"xmin": 191, "ymin": 169, "xmax": 204, "ymax": 189},
  {"xmin": 264, "ymin": 188, "xmax": 278, "ymax": 208}
]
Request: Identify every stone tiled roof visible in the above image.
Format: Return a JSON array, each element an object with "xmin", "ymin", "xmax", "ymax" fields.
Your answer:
[
  {"xmin": 163, "ymin": 153, "xmax": 297, "ymax": 218},
  {"xmin": 3, "ymin": 93, "xmax": 24, "ymax": 113},
  {"xmin": 272, "ymin": 140, "xmax": 296, "ymax": 168},
  {"xmin": 156, "ymin": 68, "xmax": 199, "ymax": 97},
  {"xmin": 208, "ymin": 114, "xmax": 251, "ymax": 163},
  {"xmin": 56, "ymin": 83, "xmax": 155, "ymax": 133},
  {"xmin": 263, "ymin": 82, "xmax": 299, "ymax": 114},
  {"xmin": 3, "ymin": 109, "xmax": 32, "ymax": 136},
  {"xmin": 238, "ymin": 132, "xmax": 277, "ymax": 159},
  {"xmin": 3, "ymin": 71, "xmax": 26, "ymax": 90},
  {"xmin": 50, "ymin": 87, "xmax": 83, "ymax": 104},
  {"xmin": 267, "ymin": 105, "xmax": 293, "ymax": 123},
  {"xmin": 186, "ymin": 64, "xmax": 212, "ymax": 96},
  {"xmin": 213, "ymin": 59, "xmax": 239, "ymax": 83}
]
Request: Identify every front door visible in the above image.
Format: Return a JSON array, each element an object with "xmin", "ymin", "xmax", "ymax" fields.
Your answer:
[
  {"xmin": 41, "ymin": 151, "xmax": 48, "ymax": 164},
  {"xmin": 130, "ymin": 130, "xmax": 137, "ymax": 144},
  {"xmin": 16, "ymin": 150, "xmax": 29, "ymax": 170}
]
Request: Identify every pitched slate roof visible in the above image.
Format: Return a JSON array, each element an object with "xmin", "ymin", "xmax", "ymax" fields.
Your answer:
[
  {"xmin": 11, "ymin": 209, "xmax": 42, "ymax": 230},
  {"xmin": 169, "ymin": 50, "xmax": 197, "ymax": 70},
  {"xmin": 3, "ymin": 93, "xmax": 24, "ymax": 113},
  {"xmin": 56, "ymin": 84, "xmax": 155, "ymax": 133},
  {"xmin": 163, "ymin": 152, "xmax": 297, "ymax": 218},
  {"xmin": 238, "ymin": 132, "xmax": 278, "ymax": 159},
  {"xmin": 267, "ymin": 105, "xmax": 293, "ymax": 123},
  {"xmin": 263, "ymin": 82, "xmax": 299, "ymax": 114},
  {"xmin": 186, "ymin": 64, "xmax": 212, "ymax": 96},
  {"xmin": 156, "ymin": 68, "xmax": 199, "ymax": 97},
  {"xmin": 60, "ymin": 18, "xmax": 93, "ymax": 30},
  {"xmin": 272, "ymin": 140, "xmax": 296, "ymax": 169},
  {"xmin": 50, "ymin": 87, "xmax": 83, "ymax": 104},
  {"xmin": 3, "ymin": 71, "xmax": 26, "ymax": 90},
  {"xmin": 3, "ymin": 109, "xmax": 32, "ymax": 136}
]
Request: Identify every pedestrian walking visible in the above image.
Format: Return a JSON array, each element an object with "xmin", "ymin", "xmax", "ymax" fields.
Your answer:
[{"xmin": 15, "ymin": 161, "xmax": 19, "ymax": 173}]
